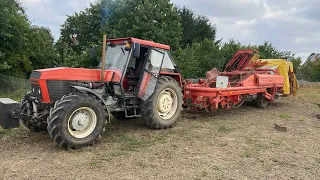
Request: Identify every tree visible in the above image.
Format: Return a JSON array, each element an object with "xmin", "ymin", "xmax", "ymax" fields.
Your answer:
[
  {"xmin": 219, "ymin": 39, "xmax": 243, "ymax": 68},
  {"xmin": 173, "ymin": 38, "xmax": 221, "ymax": 78},
  {"xmin": 28, "ymin": 26, "xmax": 58, "ymax": 70},
  {"xmin": 57, "ymin": 0, "xmax": 183, "ymax": 68},
  {"xmin": 104, "ymin": 0, "xmax": 182, "ymax": 50},
  {"xmin": 178, "ymin": 7, "xmax": 217, "ymax": 48},
  {"xmin": 301, "ymin": 59, "xmax": 320, "ymax": 81},
  {"xmin": 0, "ymin": 0, "xmax": 58, "ymax": 78},
  {"xmin": 0, "ymin": 0, "xmax": 31, "ymax": 77},
  {"xmin": 60, "ymin": 3, "xmax": 103, "ymax": 54}
]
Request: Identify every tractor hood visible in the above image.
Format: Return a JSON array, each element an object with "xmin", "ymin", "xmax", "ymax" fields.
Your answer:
[{"xmin": 30, "ymin": 67, "xmax": 122, "ymax": 83}]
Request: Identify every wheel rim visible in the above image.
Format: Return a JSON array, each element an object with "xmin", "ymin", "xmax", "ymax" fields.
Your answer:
[
  {"xmin": 157, "ymin": 88, "xmax": 178, "ymax": 120},
  {"xmin": 68, "ymin": 107, "xmax": 97, "ymax": 139}
]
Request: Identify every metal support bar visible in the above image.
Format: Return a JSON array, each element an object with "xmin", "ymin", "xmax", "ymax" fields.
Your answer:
[{"xmin": 101, "ymin": 34, "xmax": 107, "ymax": 83}]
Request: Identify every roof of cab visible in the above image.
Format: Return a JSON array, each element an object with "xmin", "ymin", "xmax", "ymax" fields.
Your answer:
[{"xmin": 106, "ymin": 37, "xmax": 170, "ymax": 51}]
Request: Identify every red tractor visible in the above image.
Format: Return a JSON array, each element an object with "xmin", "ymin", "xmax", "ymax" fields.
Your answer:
[{"xmin": 18, "ymin": 37, "xmax": 183, "ymax": 148}]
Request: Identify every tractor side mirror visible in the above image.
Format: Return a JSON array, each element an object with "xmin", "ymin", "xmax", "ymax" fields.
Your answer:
[{"xmin": 132, "ymin": 42, "xmax": 140, "ymax": 58}]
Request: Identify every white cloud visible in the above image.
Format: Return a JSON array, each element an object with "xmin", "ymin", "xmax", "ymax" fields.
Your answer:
[
  {"xmin": 21, "ymin": 0, "xmax": 94, "ymax": 40},
  {"xmin": 20, "ymin": 0, "xmax": 51, "ymax": 5}
]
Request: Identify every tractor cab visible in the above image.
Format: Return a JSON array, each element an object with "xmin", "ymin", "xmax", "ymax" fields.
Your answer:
[{"xmin": 101, "ymin": 38, "xmax": 180, "ymax": 102}]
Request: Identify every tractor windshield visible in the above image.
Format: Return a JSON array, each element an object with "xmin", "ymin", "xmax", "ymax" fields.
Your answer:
[{"xmin": 100, "ymin": 44, "xmax": 130, "ymax": 72}]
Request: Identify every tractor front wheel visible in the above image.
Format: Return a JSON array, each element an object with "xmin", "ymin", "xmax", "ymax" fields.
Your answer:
[
  {"xmin": 20, "ymin": 93, "xmax": 47, "ymax": 132},
  {"xmin": 47, "ymin": 93, "xmax": 105, "ymax": 148},
  {"xmin": 141, "ymin": 76, "xmax": 182, "ymax": 129}
]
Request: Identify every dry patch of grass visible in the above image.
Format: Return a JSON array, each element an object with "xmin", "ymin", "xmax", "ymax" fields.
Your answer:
[
  {"xmin": 0, "ymin": 88, "xmax": 320, "ymax": 179},
  {"xmin": 216, "ymin": 125, "xmax": 232, "ymax": 133},
  {"xmin": 296, "ymin": 88, "xmax": 320, "ymax": 105}
]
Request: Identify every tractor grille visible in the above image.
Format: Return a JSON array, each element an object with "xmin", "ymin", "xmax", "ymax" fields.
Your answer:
[
  {"xmin": 30, "ymin": 71, "xmax": 41, "ymax": 79},
  {"xmin": 47, "ymin": 81, "xmax": 72, "ymax": 101}
]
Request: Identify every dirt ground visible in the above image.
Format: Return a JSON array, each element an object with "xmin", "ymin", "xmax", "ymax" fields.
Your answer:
[{"xmin": 0, "ymin": 88, "xmax": 319, "ymax": 180}]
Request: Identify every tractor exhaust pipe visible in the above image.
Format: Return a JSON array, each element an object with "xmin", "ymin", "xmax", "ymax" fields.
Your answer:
[{"xmin": 101, "ymin": 34, "xmax": 107, "ymax": 83}]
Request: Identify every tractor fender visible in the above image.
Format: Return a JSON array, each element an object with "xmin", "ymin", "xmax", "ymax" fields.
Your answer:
[{"xmin": 71, "ymin": 86, "xmax": 111, "ymax": 123}]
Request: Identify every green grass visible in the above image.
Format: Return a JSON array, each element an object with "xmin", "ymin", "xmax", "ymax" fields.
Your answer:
[
  {"xmin": 279, "ymin": 114, "xmax": 292, "ymax": 119},
  {"xmin": 0, "ymin": 88, "xmax": 28, "ymax": 101},
  {"xmin": 241, "ymin": 138, "xmax": 281, "ymax": 158},
  {"xmin": 242, "ymin": 151, "xmax": 252, "ymax": 158},
  {"xmin": 117, "ymin": 135, "xmax": 152, "ymax": 152},
  {"xmin": 200, "ymin": 171, "xmax": 208, "ymax": 177},
  {"xmin": 299, "ymin": 118, "xmax": 306, "ymax": 122},
  {"xmin": 92, "ymin": 134, "xmax": 154, "ymax": 164},
  {"xmin": 89, "ymin": 161, "xmax": 100, "ymax": 168},
  {"xmin": 217, "ymin": 125, "xmax": 232, "ymax": 133},
  {"xmin": 0, "ymin": 127, "xmax": 11, "ymax": 135}
]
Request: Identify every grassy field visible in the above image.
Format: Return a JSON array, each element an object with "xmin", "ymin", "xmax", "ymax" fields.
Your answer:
[{"xmin": 0, "ymin": 88, "xmax": 319, "ymax": 180}]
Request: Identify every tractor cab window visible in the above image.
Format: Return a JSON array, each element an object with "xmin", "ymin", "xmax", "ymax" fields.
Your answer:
[
  {"xmin": 99, "ymin": 44, "xmax": 129, "ymax": 72},
  {"xmin": 147, "ymin": 49, "xmax": 164, "ymax": 70},
  {"xmin": 162, "ymin": 51, "xmax": 175, "ymax": 70}
]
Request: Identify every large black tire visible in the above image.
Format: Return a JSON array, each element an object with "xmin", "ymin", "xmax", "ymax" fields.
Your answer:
[
  {"xmin": 255, "ymin": 93, "xmax": 268, "ymax": 109},
  {"xmin": 47, "ymin": 93, "xmax": 105, "ymax": 148},
  {"xmin": 141, "ymin": 76, "xmax": 182, "ymax": 129},
  {"xmin": 20, "ymin": 92, "xmax": 47, "ymax": 132}
]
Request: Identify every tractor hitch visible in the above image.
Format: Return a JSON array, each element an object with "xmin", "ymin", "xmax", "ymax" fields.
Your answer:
[{"xmin": 0, "ymin": 98, "xmax": 21, "ymax": 129}]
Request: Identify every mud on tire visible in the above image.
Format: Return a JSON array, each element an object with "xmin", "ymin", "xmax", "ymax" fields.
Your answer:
[
  {"xmin": 141, "ymin": 76, "xmax": 182, "ymax": 129},
  {"xmin": 47, "ymin": 93, "xmax": 105, "ymax": 148}
]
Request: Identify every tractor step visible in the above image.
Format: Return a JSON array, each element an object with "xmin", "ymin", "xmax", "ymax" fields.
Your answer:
[
  {"xmin": 0, "ymin": 98, "xmax": 20, "ymax": 129},
  {"xmin": 123, "ymin": 95, "xmax": 140, "ymax": 118}
]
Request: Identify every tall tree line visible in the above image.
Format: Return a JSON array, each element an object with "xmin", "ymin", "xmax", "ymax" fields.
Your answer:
[{"xmin": 0, "ymin": 0, "xmax": 316, "ymax": 81}]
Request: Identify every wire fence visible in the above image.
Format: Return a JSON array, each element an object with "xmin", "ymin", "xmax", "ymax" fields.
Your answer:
[
  {"xmin": 0, "ymin": 73, "xmax": 30, "ymax": 101},
  {"xmin": 298, "ymin": 80, "xmax": 320, "ymax": 89}
]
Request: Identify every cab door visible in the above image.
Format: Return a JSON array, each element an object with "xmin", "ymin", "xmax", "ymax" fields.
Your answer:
[{"xmin": 137, "ymin": 48, "xmax": 164, "ymax": 100}]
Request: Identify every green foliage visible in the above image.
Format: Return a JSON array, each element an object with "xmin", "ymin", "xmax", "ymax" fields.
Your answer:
[
  {"xmin": 178, "ymin": 6, "xmax": 217, "ymax": 47},
  {"xmin": 0, "ymin": 0, "xmax": 31, "ymax": 77},
  {"xmin": 301, "ymin": 59, "xmax": 320, "ymax": 81},
  {"xmin": 0, "ymin": 0, "xmax": 57, "ymax": 78},
  {"xmin": 60, "ymin": 3, "xmax": 103, "ymax": 53},
  {"xmin": 104, "ymin": 0, "xmax": 182, "ymax": 50},
  {"xmin": 174, "ymin": 39, "xmax": 222, "ymax": 78},
  {"xmin": 28, "ymin": 26, "xmax": 58, "ymax": 70}
]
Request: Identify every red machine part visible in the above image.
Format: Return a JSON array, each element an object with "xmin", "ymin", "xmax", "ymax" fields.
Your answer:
[
  {"xmin": 183, "ymin": 50, "xmax": 285, "ymax": 111},
  {"xmin": 31, "ymin": 68, "xmax": 122, "ymax": 103}
]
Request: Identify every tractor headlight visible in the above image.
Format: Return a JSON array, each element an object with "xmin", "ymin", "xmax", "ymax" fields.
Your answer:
[
  {"xmin": 113, "ymin": 85, "xmax": 122, "ymax": 96},
  {"xmin": 32, "ymin": 87, "xmax": 35, "ymax": 93},
  {"xmin": 38, "ymin": 88, "xmax": 41, "ymax": 94}
]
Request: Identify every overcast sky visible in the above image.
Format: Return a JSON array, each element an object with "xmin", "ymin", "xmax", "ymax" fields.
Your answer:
[{"xmin": 21, "ymin": 0, "xmax": 319, "ymax": 60}]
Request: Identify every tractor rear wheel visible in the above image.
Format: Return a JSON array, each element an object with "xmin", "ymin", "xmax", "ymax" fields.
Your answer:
[
  {"xmin": 141, "ymin": 76, "xmax": 182, "ymax": 129},
  {"xmin": 47, "ymin": 93, "xmax": 105, "ymax": 148}
]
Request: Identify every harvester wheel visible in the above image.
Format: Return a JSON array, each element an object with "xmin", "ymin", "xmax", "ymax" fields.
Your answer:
[
  {"xmin": 256, "ymin": 93, "xmax": 268, "ymax": 109},
  {"xmin": 141, "ymin": 76, "xmax": 182, "ymax": 129},
  {"xmin": 47, "ymin": 93, "xmax": 105, "ymax": 148},
  {"xmin": 20, "ymin": 93, "xmax": 47, "ymax": 132}
]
